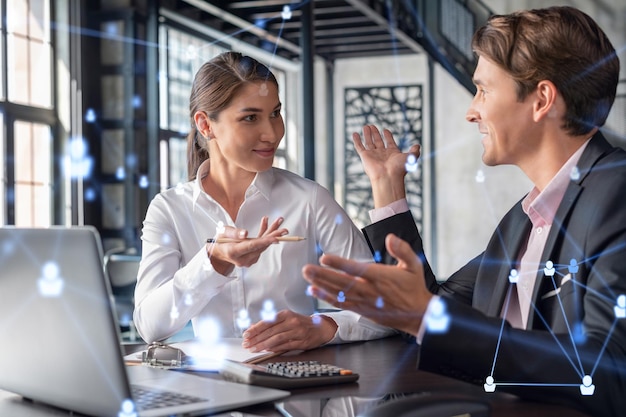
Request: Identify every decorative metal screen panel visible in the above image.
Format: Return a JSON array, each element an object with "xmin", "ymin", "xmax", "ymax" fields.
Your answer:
[{"xmin": 344, "ymin": 85, "xmax": 423, "ymax": 229}]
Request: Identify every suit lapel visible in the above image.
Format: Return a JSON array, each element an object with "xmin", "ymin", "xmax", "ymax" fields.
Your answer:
[
  {"xmin": 485, "ymin": 209, "xmax": 531, "ymax": 317},
  {"xmin": 526, "ymin": 132, "xmax": 612, "ymax": 328}
]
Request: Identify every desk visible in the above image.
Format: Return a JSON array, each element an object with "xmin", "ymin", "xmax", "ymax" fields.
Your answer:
[{"xmin": 0, "ymin": 336, "xmax": 590, "ymax": 416}]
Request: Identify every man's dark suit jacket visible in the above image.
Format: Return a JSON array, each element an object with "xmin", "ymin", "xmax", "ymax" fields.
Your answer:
[{"xmin": 362, "ymin": 132, "xmax": 626, "ymax": 417}]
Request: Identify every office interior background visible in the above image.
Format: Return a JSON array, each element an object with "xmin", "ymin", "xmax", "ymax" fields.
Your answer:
[{"xmin": 1, "ymin": 0, "xmax": 624, "ymax": 280}]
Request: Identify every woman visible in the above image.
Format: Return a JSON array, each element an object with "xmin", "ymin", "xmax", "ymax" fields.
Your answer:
[{"xmin": 134, "ymin": 52, "xmax": 393, "ymax": 352}]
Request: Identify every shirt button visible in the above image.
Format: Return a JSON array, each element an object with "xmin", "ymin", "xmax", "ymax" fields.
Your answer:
[{"xmin": 536, "ymin": 227, "xmax": 543, "ymax": 234}]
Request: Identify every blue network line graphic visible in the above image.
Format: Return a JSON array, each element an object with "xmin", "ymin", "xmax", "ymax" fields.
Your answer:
[
  {"xmin": 485, "ymin": 256, "xmax": 625, "ymax": 395},
  {"xmin": 40, "ymin": 1, "xmax": 626, "ymax": 411}
]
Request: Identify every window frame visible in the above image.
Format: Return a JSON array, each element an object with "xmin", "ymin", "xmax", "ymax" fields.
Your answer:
[{"xmin": 0, "ymin": 0, "xmax": 57, "ymax": 226}]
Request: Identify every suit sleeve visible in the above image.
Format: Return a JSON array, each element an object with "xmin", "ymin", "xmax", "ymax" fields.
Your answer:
[
  {"xmin": 362, "ymin": 211, "xmax": 480, "ymax": 305},
  {"xmin": 362, "ymin": 211, "xmax": 438, "ymax": 292}
]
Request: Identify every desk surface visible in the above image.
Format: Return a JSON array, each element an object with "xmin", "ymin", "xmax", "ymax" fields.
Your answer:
[{"xmin": 0, "ymin": 335, "xmax": 590, "ymax": 417}]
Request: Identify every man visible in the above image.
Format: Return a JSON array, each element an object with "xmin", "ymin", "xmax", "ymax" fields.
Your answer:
[{"xmin": 302, "ymin": 6, "xmax": 625, "ymax": 417}]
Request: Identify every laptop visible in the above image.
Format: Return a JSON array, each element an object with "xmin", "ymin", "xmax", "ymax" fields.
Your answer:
[{"xmin": 0, "ymin": 226, "xmax": 290, "ymax": 416}]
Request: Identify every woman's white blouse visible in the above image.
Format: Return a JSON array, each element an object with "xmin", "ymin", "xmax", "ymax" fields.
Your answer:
[{"xmin": 134, "ymin": 160, "xmax": 394, "ymax": 343}]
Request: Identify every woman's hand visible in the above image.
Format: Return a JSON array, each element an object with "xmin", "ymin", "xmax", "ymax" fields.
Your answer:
[
  {"xmin": 241, "ymin": 310, "xmax": 337, "ymax": 352},
  {"xmin": 206, "ymin": 216, "xmax": 287, "ymax": 276}
]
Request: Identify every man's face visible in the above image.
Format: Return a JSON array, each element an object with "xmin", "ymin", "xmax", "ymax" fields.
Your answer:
[{"xmin": 465, "ymin": 56, "xmax": 535, "ymax": 167}]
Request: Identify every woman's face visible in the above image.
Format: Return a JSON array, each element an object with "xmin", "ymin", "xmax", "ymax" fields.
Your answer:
[{"xmin": 206, "ymin": 81, "xmax": 284, "ymax": 173}]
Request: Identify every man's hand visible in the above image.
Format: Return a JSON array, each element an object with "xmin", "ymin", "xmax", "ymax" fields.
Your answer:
[
  {"xmin": 353, "ymin": 125, "xmax": 420, "ymax": 208},
  {"xmin": 241, "ymin": 310, "xmax": 337, "ymax": 352},
  {"xmin": 207, "ymin": 216, "xmax": 287, "ymax": 276},
  {"xmin": 302, "ymin": 233, "xmax": 432, "ymax": 337}
]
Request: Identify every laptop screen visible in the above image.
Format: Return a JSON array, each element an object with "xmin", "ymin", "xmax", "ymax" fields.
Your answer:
[{"xmin": 0, "ymin": 226, "xmax": 132, "ymax": 415}]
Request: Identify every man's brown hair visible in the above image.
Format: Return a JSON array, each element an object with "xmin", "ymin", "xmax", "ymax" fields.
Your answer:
[{"xmin": 472, "ymin": 6, "xmax": 619, "ymax": 136}]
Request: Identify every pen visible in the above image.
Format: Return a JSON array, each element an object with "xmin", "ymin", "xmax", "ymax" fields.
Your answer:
[
  {"xmin": 244, "ymin": 350, "xmax": 289, "ymax": 365},
  {"xmin": 206, "ymin": 236, "xmax": 306, "ymax": 244}
]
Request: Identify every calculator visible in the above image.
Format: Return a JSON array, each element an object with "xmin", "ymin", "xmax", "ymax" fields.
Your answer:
[{"xmin": 219, "ymin": 360, "xmax": 359, "ymax": 389}]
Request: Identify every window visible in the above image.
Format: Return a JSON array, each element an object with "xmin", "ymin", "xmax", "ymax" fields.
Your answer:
[
  {"xmin": 7, "ymin": 0, "xmax": 52, "ymax": 108},
  {"xmin": 13, "ymin": 120, "xmax": 52, "ymax": 226},
  {"xmin": 0, "ymin": 0, "xmax": 54, "ymax": 226}
]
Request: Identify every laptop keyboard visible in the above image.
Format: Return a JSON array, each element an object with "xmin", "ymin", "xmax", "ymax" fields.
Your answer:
[{"xmin": 131, "ymin": 385, "xmax": 208, "ymax": 410}]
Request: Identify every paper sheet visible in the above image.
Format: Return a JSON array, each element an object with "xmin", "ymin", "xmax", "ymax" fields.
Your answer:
[{"xmin": 124, "ymin": 338, "xmax": 277, "ymax": 371}]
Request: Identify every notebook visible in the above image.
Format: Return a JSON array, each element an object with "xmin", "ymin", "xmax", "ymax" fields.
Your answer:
[{"xmin": 0, "ymin": 226, "xmax": 290, "ymax": 416}]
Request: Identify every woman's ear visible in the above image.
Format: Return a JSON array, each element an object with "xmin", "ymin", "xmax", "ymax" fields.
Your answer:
[
  {"xmin": 533, "ymin": 80, "xmax": 559, "ymax": 122},
  {"xmin": 193, "ymin": 111, "xmax": 212, "ymax": 139}
]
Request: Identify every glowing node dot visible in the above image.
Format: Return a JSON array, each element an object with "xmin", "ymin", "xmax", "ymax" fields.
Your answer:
[
  {"xmin": 281, "ymin": 5, "xmax": 292, "ymax": 20},
  {"xmin": 237, "ymin": 308, "xmax": 251, "ymax": 330},
  {"xmin": 484, "ymin": 376, "xmax": 496, "ymax": 392},
  {"xmin": 105, "ymin": 22, "xmax": 118, "ymax": 35},
  {"xmin": 38, "ymin": 261, "xmax": 64, "ymax": 297},
  {"xmin": 580, "ymin": 375, "xmax": 595, "ymax": 396},
  {"xmin": 573, "ymin": 322, "xmax": 587, "ymax": 344},
  {"xmin": 615, "ymin": 295, "xmax": 626, "ymax": 319},
  {"xmin": 261, "ymin": 299, "xmax": 276, "ymax": 322},
  {"xmin": 186, "ymin": 45, "xmax": 197, "ymax": 60},
  {"xmin": 184, "ymin": 293, "xmax": 193, "ymax": 306},
  {"xmin": 85, "ymin": 108, "xmax": 97, "ymax": 123},
  {"xmin": 203, "ymin": 258, "xmax": 213, "ymax": 271},
  {"xmin": 84, "ymin": 188, "xmax": 96, "ymax": 201},
  {"xmin": 426, "ymin": 298, "xmax": 450, "ymax": 333},
  {"xmin": 138, "ymin": 175, "xmax": 149, "ymax": 189},
  {"xmin": 43, "ymin": 261, "xmax": 59, "ymax": 279},
  {"xmin": 119, "ymin": 398, "xmax": 137, "ymax": 417},
  {"xmin": 405, "ymin": 154, "xmax": 418, "ymax": 173},
  {"xmin": 259, "ymin": 83, "xmax": 268, "ymax": 96},
  {"xmin": 197, "ymin": 318, "xmax": 221, "ymax": 345},
  {"xmin": 70, "ymin": 138, "xmax": 88, "ymax": 159},
  {"xmin": 2, "ymin": 240, "xmax": 15, "ymax": 256}
]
